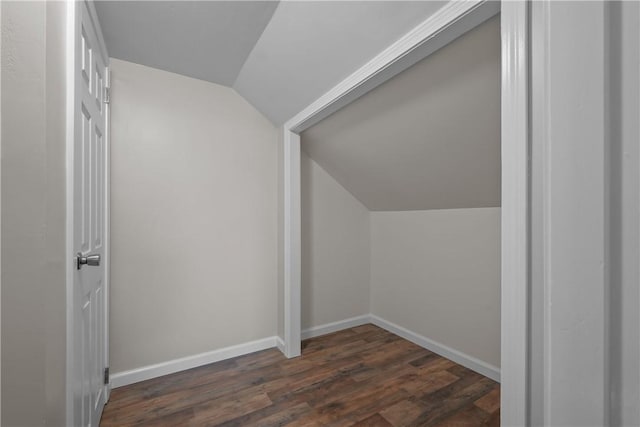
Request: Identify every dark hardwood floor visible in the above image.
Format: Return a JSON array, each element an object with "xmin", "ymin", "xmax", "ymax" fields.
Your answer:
[{"xmin": 101, "ymin": 324, "xmax": 500, "ymax": 426}]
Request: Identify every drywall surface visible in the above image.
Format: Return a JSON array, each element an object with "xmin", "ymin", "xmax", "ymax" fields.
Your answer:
[
  {"xmin": 301, "ymin": 152, "xmax": 370, "ymax": 329},
  {"xmin": 234, "ymin": 1, "xmax": 445, "ymax": 124},
  {"xmin": 43, "ymin": 2, "xmax": 68, "ymax": 424},
  {"xmin": 609, "ymin": 2, "xmax": 640, "ymax": 425},
  {"xmin": 301, "ymin": 16, "xmax": 500, "ymax": 211},
  {"xmin": 1, "ymin": 5, "xmax": 47, "ymax": 423},
  {"xmin": 370, "ymin": 207, "xmax": 501, "ymax": 368},
  {"xmin": 95, "ymin": 1, "xmax": 278, "ymax": 86},
  {"xmin": 110, "ymin": 59, "xmax": 278, "ymax": 373},
  {"xmin": 1, "ymin": 1, "xmax": 67, "ymax": 425}
]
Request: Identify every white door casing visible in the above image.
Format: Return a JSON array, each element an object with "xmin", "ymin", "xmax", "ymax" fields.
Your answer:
[
  {"xmin": 280, "ymin": 1, "xmax": 530, "ymax": 425},
  {"xmin": 67, "ymin": 1, "xmax": 110, "ymax": 425}
]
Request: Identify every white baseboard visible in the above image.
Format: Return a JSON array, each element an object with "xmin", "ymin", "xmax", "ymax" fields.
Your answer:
[
  {"xmin": 110, "ymin": 336, "xmax": 278, "ymax": 388},
  {"xmin": 111, "ymin": 315, "xmax": 500, "ymax": 388},
  {"xmin": 301, "ymin": 314, "xmax": 371, "ymax": 340},
  {"xmin": 370, "ymin": 314, "xmax": 501, "ymax": 383}
]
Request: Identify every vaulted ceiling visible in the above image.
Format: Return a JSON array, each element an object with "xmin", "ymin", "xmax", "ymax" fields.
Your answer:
[
  {"xmin": 95, "ymin": 1, "xmax": 446, "ymax": 125},
  {"xmin": 301, "ymin": 16, "xmax": 501, "ymax": 211},
  {"xmin": 94, "ymin": 1, "xmax": 279, "ymax": 87},
  {"xmin": 96, "ymin": 2, "xmax": 500, "ymax": 212}
]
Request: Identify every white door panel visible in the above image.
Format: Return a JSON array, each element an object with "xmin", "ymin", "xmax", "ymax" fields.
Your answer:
[{"xmin": 71, "ymin": 1, "xmax": 109, "ymax": 425}]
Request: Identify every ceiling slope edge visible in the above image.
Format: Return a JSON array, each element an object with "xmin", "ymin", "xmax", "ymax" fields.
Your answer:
[
  {"xmin": 233, "ymin": 1, "xmax": 450, "ymax": 126},
  {"xmin": 301, "ymin": 14, "xmax": 502, "ymax": 212},
  {"xmin": 95, "ymin": 1, "xmax": 280, "ymax": 87}
]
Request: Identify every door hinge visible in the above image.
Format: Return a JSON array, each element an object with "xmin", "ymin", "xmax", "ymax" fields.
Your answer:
[
  {"xmin": 104, "ymin": 87, "xmax": 110, "ymax": 104},
  {"xmin": 104, "ymin": 367, "xmax": 110, "ymax": 385}
]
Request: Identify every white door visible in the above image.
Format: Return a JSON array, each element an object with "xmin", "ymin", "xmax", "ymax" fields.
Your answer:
[{"xmin": 70, "ymin": 1, "xmax": 110, "ymax": 426}]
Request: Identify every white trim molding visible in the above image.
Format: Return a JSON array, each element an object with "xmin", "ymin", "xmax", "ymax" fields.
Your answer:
[
  {"xmin": 282, "ymin": 129, "xmax": 301, "ymax": 358},
  {"xmin": 370, "ymin": 315, "xmax": 501, "ymax": 383},
  {"xmin": 111, "ymin": 317, "xmax": 502, "ymax": 390},
  {"xmin": 111, "ymin": 337, "xmax": 278, "ymax": 388},
  {"xmin": 301, "ymin": 315, "xmax": 500, "ymax": 382},
  {"xmin": 500, "ymin": 1, "xmax": 530, "ymax": 426},
  {"xmin": 284, "ymin": 0, "xmax": 500, "ymax": 133},
  {"xmin": 301, "ymin": 315, "xmax": 371, "ymax": 340},
  {"xmin": 65, "ymin": 1, "xmax": 78, "ymax": 422},
  {"xmin": 531, "ymin": 2, "xmax": 611, "ymax": 425}
]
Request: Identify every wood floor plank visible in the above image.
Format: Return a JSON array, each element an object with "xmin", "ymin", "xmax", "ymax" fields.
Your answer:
[
  {"xmin": 413, "ymin": 377, "xmax": 498, "ymax": 426},
  {"xmin": 101, "ymin": 324, "xmax": 500, "ymax": 427},
  {"xmin": 399, "ymin": 369, "xmax": 460, "ymax": 396},
  {"xmin": 474, "ymin": 386, "xmax": 500, "ymax": 414},
  {"xmin": 379, "ymin": 400, "xmax": 424, "ymax": 427},
  {"xmin": 240, "ymin": 402, "xmax": 313, "ymax": 427},
  {"xmin": 433, "ymin": 403, "xmax": 493, "ymax": 427},
  {"xmin": 190, "ymin": 391, "xmax": 273, "ymax": 426},
  {"xmin": 408, "ymin": 351, "xmax": 438, "ymax": 368},
  {"xmin": 306, "ymin": 388, "xmax": 410, "ymax": 427},
  {"xmin": 304, "ymin": 363, "xmax": 415, "ymax": 409},
  {"xmin": 101, "ymin": 406, "xmax": 196, "ymax": 427},
  {"xmin": 352, "ymin": 413, "xmax": 394, "ymax": 427},
  {"xmin": 484, "ymin": 408, "xmax": 501, "ymax": 427},
  {"xmin": 104, "ymin": 359, "xmax": 239, "ymax": 413}
]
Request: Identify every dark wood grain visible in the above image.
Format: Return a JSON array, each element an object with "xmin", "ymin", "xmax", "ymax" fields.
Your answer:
[{"xmin": 101, "ymin": 324, "xmax": 500, "ymax": 426}]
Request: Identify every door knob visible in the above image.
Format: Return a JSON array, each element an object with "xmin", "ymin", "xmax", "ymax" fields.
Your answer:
[{"xmin": 77, "ymin": 253, "xmax": 101, "ymax": 270}]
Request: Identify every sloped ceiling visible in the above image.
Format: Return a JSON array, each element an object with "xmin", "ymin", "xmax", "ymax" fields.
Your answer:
[
  {"xmin": 94, "ymin": 1, "xmax": 279, "ymax": 86},
  {"xmin": 95, "ymin": 1, "xmax": 445, "ymax": 125},
  {"xmin": 301, "ymin": 16, "xmax": 501, "ymax": 211},
  {"xmin": 96, "ymin": 2, "xmax": 500, "ymax": 212},
  {"xmin": 233, "ymin": 1, "xmax": 445, "ymax": 124}
]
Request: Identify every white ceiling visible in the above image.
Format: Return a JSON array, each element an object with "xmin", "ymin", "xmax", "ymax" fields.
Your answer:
[
  {"xmin": 94, "ymin": 1, "xmax": 279, "ymax": 86},
  {"xmin": 95, "ymin": 1, "xmax": 445, "ymax": 125},
  {"xmin": 95, "ymin": 1, "xmax": 500, "ymax": 212},
  {"xmin": 233, "ymin": 1, "xmax": 445, "ymax": 124},
  {"xmin": 301, "ymin": 16, "xmax": 501, "ymax": 211}
]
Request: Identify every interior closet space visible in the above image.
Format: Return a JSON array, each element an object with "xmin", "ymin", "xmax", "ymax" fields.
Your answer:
[{"xmin": 300, "ymin": 14, "xmax": 501, "ymax": 376}]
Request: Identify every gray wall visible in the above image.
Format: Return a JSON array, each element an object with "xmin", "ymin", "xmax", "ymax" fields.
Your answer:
[
  {"xmin": 1, "ymin": 1, "xmax": 67, "ymax": 425},
  {"xmin": 301, "ymin": 152, "xmax": 370, "ymax": 330},
  {"xmin": 109, "ymin": 59, "xmax": 279, "ymax": 374},
  {"xmin": 609, "ymin": 3, "xmax": 640, "ymax": 426},
  {"xmin": 370, "ymin": 208, "xmax": 501, "ymax": 368}
]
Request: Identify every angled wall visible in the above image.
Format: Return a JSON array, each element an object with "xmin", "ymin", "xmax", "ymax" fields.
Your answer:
[
  {"xmin": 301, "ymin": 15, "xmax": 501, "ymax": 212},
  {"xmin": 301, "ymin": 152, "xmax": 370, "ymax": 330}
]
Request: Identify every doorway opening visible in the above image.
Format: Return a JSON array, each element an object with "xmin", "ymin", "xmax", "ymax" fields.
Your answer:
[{"xmin": 281, "ymin": 2, "xmax": 529, "ymax": 424}]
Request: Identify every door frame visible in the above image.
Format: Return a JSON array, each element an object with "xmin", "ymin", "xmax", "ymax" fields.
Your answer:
[
  {"xmin": 280, "ymin": 1, "xmax": 529, "ymax": 425},
  {"xmin": 65, "ymin": 0, "xmax": 111, "ymax": 423}
]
